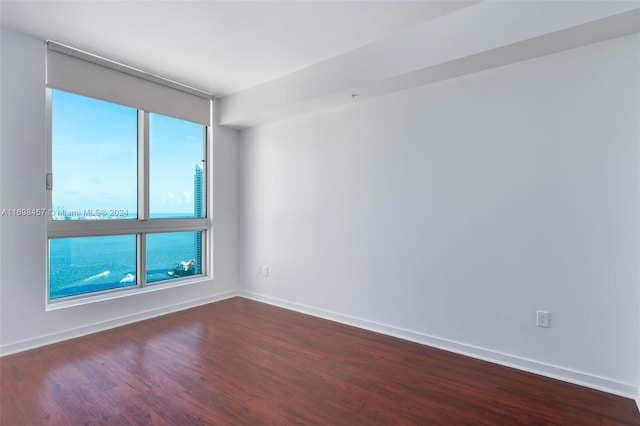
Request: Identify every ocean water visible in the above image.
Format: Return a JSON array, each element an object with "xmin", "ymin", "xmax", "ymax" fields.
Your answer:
[{"xmin": 49, "ymin": 231, "xmax": 200, "ymax": 299}]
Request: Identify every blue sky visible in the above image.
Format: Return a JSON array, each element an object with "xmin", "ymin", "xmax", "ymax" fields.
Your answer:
[{"xmin": 52, "ymin": 90, "xmax": 204, "ymax": 216}]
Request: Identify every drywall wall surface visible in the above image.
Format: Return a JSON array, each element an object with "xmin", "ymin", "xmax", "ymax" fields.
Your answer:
[
  {"xmin": 211, "ymin": 98, "xmax": 241, "ymax": 298},
  {"xmin": 221, "ymin": 2, "xmax": 640, "ymax": 128},
  {"xmin": 0, "ymin": 28, "xmax": 240, "ymax": 354},
  {"xmin": 239, "ymin": 33, "xmax": 640, "ymax": 395}
]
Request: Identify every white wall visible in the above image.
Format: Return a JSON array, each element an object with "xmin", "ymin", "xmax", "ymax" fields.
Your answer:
[
  {"xmin": 221, "ymin": 1, "xmax": 640, "ymax": 127},
  {"xmin": 239, "ymin": 33, "xmax": 640, "ymax": 397},
  {"xmin": 0, "ymin": 28, "xmax": 240, "ymax": 354}
]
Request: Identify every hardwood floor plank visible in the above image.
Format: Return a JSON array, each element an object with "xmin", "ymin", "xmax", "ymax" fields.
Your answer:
[{"xmin": 1, "ymin": 297, "xmax": 639, "ymax": 425}]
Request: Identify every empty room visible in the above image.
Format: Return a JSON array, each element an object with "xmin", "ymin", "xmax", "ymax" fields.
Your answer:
[{"xmin": 1, "ymin": 1, "xmax": 640, "ymax": 424}]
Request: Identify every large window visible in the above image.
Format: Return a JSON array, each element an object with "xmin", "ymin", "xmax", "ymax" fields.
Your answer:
[
  {"xmin": 45, "ymin": 42, "xmax": 211, "ymax": 304},
  {"xmin": 47, "ymin": 90, "xmax": 209, "ymax": 302}
]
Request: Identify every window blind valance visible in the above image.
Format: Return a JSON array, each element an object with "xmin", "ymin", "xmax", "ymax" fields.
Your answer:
[{"xmin": 46, "ymin": 41, "xmax": 211, "ymax": 126}]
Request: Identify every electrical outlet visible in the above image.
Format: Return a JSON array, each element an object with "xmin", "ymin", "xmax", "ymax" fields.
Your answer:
[
  {"xmin": 259, "ymin": 265, "xmax": 269, "ymax": 277},
  {"xmin": 536, "ymin": 310, "xmax": 550, "ymax": 328}
]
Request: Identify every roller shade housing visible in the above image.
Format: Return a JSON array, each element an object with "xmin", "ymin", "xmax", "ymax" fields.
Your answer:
[{"xmin": 46, "ymin": 42, "xmax": 211, "ymax": 126}]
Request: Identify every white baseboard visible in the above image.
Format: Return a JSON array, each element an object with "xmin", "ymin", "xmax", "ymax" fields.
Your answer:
[
  {"xmin": 3, "ymin": 287, "xmax": 636, "ymax": 402},
  {"xmin": 239, "ymin": 290, "xmax": 637, "ymax": 399},
  {"xmin": 0, "ymin": 289, "xmax": 239, "ymax": 357}
]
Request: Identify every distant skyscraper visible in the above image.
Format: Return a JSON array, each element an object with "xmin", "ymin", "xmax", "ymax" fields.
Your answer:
[{"xmin": 194, "ymin": 163, "xmax": 204, "ymax": 274}]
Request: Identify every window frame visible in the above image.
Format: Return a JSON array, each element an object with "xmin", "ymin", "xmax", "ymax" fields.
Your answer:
[{"xmin": 45, "ymin": 88, "xmax": 212, "ymax": 308}]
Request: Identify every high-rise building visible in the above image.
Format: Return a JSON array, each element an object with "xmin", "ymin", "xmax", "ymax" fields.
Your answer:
[{"xmin": 194, "ymin": 163, "xmax": 204, "ymax": 274}]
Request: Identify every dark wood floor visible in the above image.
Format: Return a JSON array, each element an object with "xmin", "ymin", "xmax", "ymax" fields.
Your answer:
[{"xmin": 1, "ymin": 297, "xmax": 639, "ymax": 425}]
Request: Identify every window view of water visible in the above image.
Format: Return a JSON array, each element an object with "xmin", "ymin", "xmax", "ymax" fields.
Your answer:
[
  {"xmin": 49, "ymin": 90, "xmax": 208, "ymax": 300},
  {"xmin": 49, "ymin": 229, "xmax": 200, "ymax": 299}
]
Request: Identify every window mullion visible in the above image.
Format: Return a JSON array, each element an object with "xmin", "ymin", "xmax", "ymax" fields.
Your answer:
[
  {"xmin": 138, "ymin": 233, "xmax": 147, "ymax": 288},
  {"xmin": 138, "ymin": 111, "xmax": 150, "ymax": 221},
  {"xmin": 46, "ymin": 218, "xmax": 209, "ymax": 238},
  {"xmin": 203, "ymin": 126, "xmax": 208, "ymax": 219},
  {"xmin": 138, "ymin": 111, "xmax": 150, "ymax": 287}
]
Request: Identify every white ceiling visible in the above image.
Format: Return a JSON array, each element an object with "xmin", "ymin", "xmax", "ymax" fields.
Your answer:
[{"xmin": 0, "ymin": 1, "xmax": 476, "ymax": 96}]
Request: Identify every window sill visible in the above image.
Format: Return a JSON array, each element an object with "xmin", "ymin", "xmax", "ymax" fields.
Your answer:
[{"xmin": 46, "ymin": 274, "xmax": 212, "ymax": 311}]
